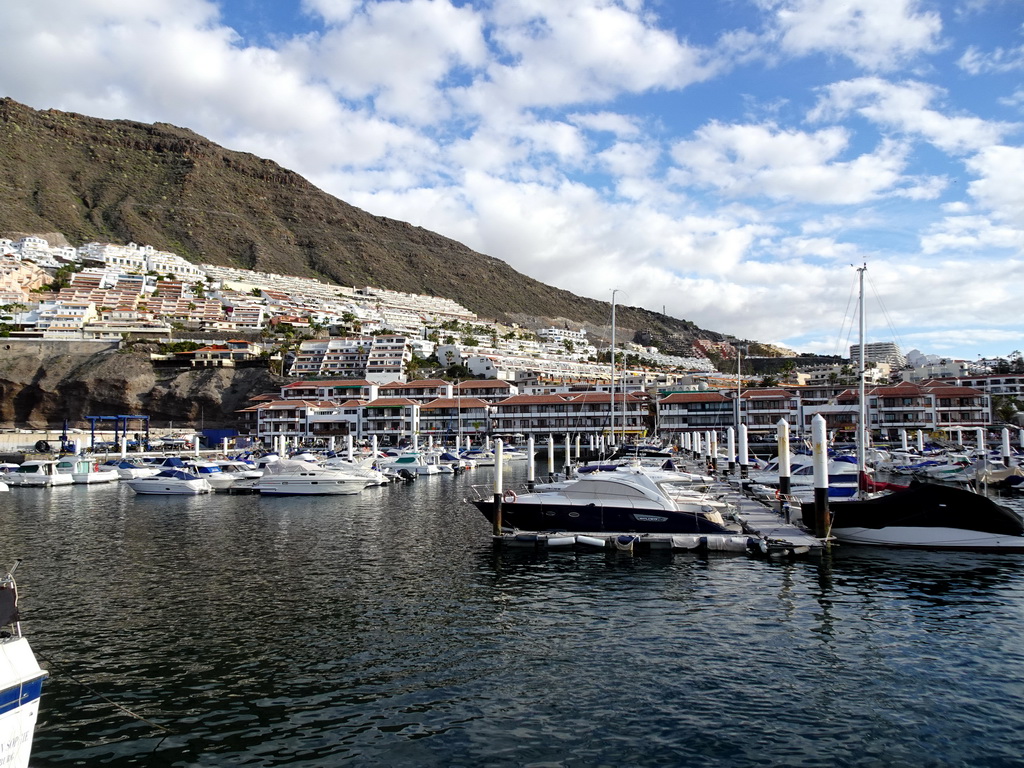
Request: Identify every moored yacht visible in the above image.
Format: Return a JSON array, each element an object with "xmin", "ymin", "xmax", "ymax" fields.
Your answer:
[
  {"xmin": 126, "ymin": 469, "xmax": 212, "ymax": 495},
  {"xmin": 469, "ymin": 468, "xmax": 736, "ymax": 535},
  {"xmin": 253, "ymin": 459, "xmax": 369, "ymax": 495},
  {"xmin": 55, "ymin": 457, "xmax": 119, "ymax": 484},
  {"xmin": 827, "ymin": 481, "xmax": 1024, "ymax": 552},
  {"xmin": 8, "ymin": 461, "xmax": 73, "ymax": 488}
]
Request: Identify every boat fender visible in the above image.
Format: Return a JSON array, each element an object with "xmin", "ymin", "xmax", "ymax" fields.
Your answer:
[{"xmin": 503, "ymin": 489, "xmax": 517, "ymax": 503}]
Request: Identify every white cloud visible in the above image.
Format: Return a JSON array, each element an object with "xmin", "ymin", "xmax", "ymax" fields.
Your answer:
[
  {"xmin": 568, "ymin": 111, "xmax": 642, "ymax": 138},
  {"xmin": 293, "ymin": 0, "xmax": 488, "ymax": 125},
  {"xmin": 300, "ymin": 0, "xmax": 358, "ymax": 25},
  {"xmin": 596, "ymin": 141, "xmax": 660, "ymax": 179},
  {"xmin": 921, "ymin": 214, "xmax": 1024, "ymax": 254},
  {"xmin": 670, "ymin": 122, "xmax": 911, "ymax": 203},
  {"xmin": 766, "ymin": 0, "xmax": 942, "ymax": 70},
  {"xmin": 958, "ymin": 44, "xmax": 1024, "ymax": 75},
  {"xmin": 810, "ymin": 77, "xmax": 1017, "ymax": 155},
  {"xmin": 964, "ymin": 145, "xmax": 1024, "ymax": 227},
  {"xmin": 456, "ymin": 0, "xmax": 716, "ymax": 116}
]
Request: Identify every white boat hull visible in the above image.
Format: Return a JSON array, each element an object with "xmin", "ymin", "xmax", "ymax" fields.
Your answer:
[
  {"xmin": 832, "ymin": 526, "xmax": 1024, "ymax": 551},
  {"xmin": 255, "ymin": 478, "xmax": 366, "ymax": 495},
  {"xmin": 126, "ymin": 478, "xmax": 212, "ymax": 495},
  {"xmin": 71, "ymin": 470, "xmax": 120, "ymax": 484},
  {"xmin": 0, "ymin": 637, "xmax": 46, "ymax": 768},
  {"xmin": 11, "ymin": 475, "xmax": 73, "ymax": 488}
]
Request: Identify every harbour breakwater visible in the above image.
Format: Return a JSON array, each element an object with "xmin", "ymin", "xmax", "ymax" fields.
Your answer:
[{"xmin": 0, "ymin": 339, "xmax": 282, "ymax": 430}]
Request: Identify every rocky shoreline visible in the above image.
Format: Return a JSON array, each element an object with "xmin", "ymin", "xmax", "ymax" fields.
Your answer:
[{"xmin": 0, "ymin": 340, "xmax": 283, "ymax": 431}]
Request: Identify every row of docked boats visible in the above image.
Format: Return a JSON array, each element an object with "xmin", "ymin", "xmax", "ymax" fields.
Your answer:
[
  {"xmin": 468, "ymin": 431, "xmax": 1024, "ymax": 554},
  {"xmin": 0, "ymin": 445, "xmax": 502, "ymax": 495}
]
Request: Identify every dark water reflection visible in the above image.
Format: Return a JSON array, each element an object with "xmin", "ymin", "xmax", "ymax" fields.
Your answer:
[{"xmin": 3, "ymin": 469, "xmax": 1024, "ymax": 767}]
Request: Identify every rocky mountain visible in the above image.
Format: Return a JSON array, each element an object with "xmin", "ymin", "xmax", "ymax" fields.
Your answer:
[
  {"xmin": 0, "ymin": 97, "xmax": 722, "ymax": 353},
  {"xmin": 0, "ymin": 341, "xmax": 282, "ymax": 430}
]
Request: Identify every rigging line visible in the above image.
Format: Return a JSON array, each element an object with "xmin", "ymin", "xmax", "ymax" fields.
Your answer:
[
  {"xmin": 834, "ymin": 276, "xmax": 858, "ymax": 358},
  {"xmin": 32, "ymin": 647, "xmax": 174, "ymax": 734},
  {"xmin": 864, "ymin": 271, "xmax": 907, "ymax": 352}
]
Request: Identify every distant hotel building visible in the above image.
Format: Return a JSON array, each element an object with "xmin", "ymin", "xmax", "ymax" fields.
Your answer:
[{"xmin": 849, "ymin": 341, "xmax": 906, "ymax": 370}]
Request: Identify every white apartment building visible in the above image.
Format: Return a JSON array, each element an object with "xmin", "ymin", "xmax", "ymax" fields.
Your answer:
[{"xmin": 849, "ymin": 341, "xmax": 907, "ymax": 369}]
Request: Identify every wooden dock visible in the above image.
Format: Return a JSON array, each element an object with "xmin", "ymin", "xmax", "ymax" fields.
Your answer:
[
  {"xmin": 722, "ymin": 488, "xmax": 826, "ymax": 551},
  {"xmin": 492, "ymin": 530, "xmax": 809, "ymax": 557}
]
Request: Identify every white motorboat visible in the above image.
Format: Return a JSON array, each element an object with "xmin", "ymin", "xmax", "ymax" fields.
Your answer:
[
  {"xmin": 215, "ymin": 460, "xmax": 263, "ymax": 480},
  {"xmin": 253, "ymin": 459, "xmax": 369, "ymax": 495},
  {"xmin": 321, "ymin": 456, "xmax": 389, "ymax": 486},
  {"xmin": 470, "ymin": 467, "xmax": 737, "ymax": 534},
  {"xmin": 0, "ymin": 562, "xmax": 47, "ymax": 768},
  {"xmin": 126, "ymin": 469, "xmax": 212, "ymax": 495},
  {"xmin": 106, "ymin": 459, "xmax": 161, "ymax": 480},
  {"xmin": 183, "ymin": 461, "xmax": 242, "ymax": 491},
  {"xmin": 8, "ymin": 461, "xmax": 73, "ymax": 487},
  {"xmin": 55, "ymin": 458, "xmax": 119, "ymax": 484},
  {"xmin": 379, "ymin": 452, "xmax": 441, "ymax": 475}
]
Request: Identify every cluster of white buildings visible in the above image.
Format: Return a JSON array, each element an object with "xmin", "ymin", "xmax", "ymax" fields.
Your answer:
[{"xmin": 0, "ymin": 235, "xmax": 718, "ymax": 386}]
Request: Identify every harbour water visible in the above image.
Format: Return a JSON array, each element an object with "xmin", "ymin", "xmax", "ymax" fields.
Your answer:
[{"xmin": 4, "ymin": 465, "xmax": 1024, "ymax": 767}]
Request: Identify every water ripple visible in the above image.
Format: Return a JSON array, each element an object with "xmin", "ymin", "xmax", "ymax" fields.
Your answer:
[{"xmin": 5, "ymin": 473, "xmax": 1024, "ymax": 766}]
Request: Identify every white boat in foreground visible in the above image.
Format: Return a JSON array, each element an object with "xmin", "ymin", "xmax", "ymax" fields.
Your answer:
[{"xmin": 0, "ymin": 562, "xmax": 47, "ymax": 768}]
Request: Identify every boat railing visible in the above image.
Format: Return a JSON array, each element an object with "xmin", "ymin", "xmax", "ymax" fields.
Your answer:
[{"xmin": 0, "ymin": 561, "xmax": 22, "ymax": 638}]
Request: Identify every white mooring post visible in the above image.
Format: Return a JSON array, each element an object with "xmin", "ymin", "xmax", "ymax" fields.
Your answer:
[
  {"xmin": 778, "ymin": 419, "xmax": 791, "ymax": 501},
  {"xmin": 811, "ymin": 414, "xmax": 830, "ymax": 538},
  {"xmin": 916, "ymin": 429, "xmax": 925, "ymax": 453},
  {"xmin": 346, "ymin": 434, "xmax": 354, "ymax": 461},
  {"xmin": 547, "ymin": 437, "xmax": 555, "ymax": 480},
  {"xmin": 564, "ymin": 433, "xmax": 571, "ymax": 477},
  {"xmin": 1002, "ymin": 427, "xmax": 1012, "ymax": 467},
  {"xmin": 726, "ymin": 427, "xmax": 736, "ymax": 474},
  {"xmin": 738, "ymin": 424, "xmax": 749, "ymax": 481},
  {"xmin": 492, "ymin": 439, "xmax": 504, "ymax": 536},
  {"xmin": 900, "ymin": 429, "xmax": 908, "ymax": 452},
  {"xmin": 527, "ymin": 436, "xmax": 536, "ymax": 490}
]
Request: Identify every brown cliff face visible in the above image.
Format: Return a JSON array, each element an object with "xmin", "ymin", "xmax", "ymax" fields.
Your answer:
[
  {"xmin": 0, "ymin": 342, "xmax": 282, "ymax": 429},
  {"xmin": 0, "ymin": 98, "xmax": 718, "ymax": 352}
]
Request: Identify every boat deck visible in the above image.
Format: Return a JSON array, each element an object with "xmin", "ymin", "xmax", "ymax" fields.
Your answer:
[{"xmin": 492, "ymin": 455, "xmax": 828, "ymax": 556}]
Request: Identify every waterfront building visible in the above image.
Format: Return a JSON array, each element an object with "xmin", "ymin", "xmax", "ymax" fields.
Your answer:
[
  {"xmin": 418, "ymin": 397, "xmax": 491, "ymax": 442},
  {"xmin": 453, "ymin": 379, "xmax": 518, "ymax": 403},
  {"xmin": 280, "ymin": 379, "xmax": 378, "ymax": 402},
  {"xmin": 657, "ymin": 392, "xmax": 734, "ymax": 435},
  {"xmin": 378, "ymin": 379, "xmax": 454, "ymax": 403},
  {"xmin": 361, "ymin": 398, "xmax": 419, "ymax": 445},
  {"xmin": 488, "ymin": 391, "xmax": 647, "ymax": 441}
]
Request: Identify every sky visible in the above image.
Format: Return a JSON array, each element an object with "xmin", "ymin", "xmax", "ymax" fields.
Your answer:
[{"xmin": 0, "ymin": 0, "xmax": 1022, "ymax": 362}]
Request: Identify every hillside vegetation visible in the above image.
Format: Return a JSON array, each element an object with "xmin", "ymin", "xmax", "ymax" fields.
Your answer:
[{"xmin": 0, "ymin": 98, "xmax": 722, "ymax": 353}]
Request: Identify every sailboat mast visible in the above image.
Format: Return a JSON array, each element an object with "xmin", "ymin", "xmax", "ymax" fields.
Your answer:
[
  {"xmin": 610, "ymin": 289, "xmax": 618, "ymax": 449},
  {"xmin": 857, "ymin": 264, "xmax": 867, "ymax": 491}
]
